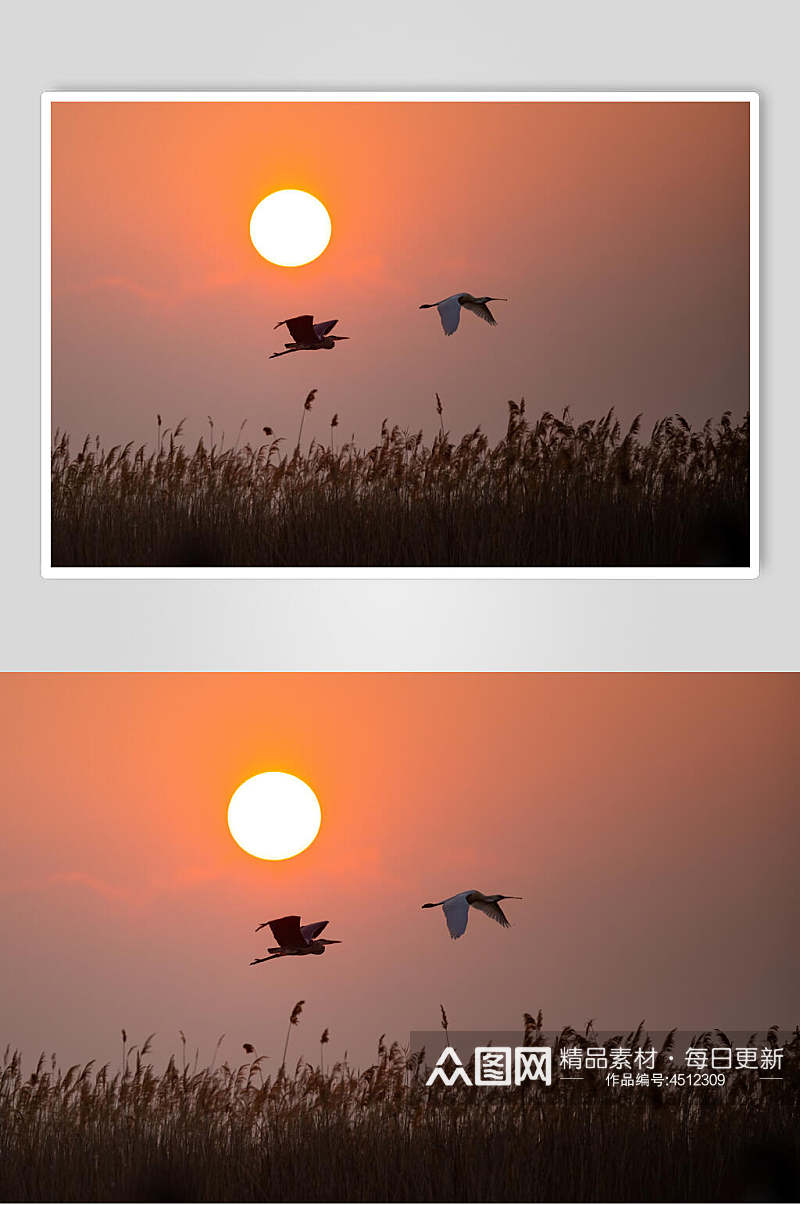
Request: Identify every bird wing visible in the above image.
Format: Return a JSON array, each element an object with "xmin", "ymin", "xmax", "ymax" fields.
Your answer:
[
  {"xmin": 469, "ymin": 897, "xmax": 510, "ymax": 928},
  {"xmin": 460, "ymin": 299, "xmax": 497, "ymax": 326},
  {"xmin": 441, "ymin": 894, "xmax": 471, "ymax": 939},
  {"xmin": 436, "ymin": 296, "xmax": 463, "ymax": 336},
  {"xmin": 300, "ymin": 920, "xmax": 329, "ymax": 942},
  {"xmin": 282, "ymin": 315, "xmax": 317, "ymax": 344},
  {"xmin": 313, "ymin": 320, "xmax": 338, "ymax": 339},
  {"xmin": 267, "ymin": 915, "xmax": 306, "ymax": 948}
]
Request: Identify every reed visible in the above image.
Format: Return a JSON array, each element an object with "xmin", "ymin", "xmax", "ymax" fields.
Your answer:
[
  {"xmin": 0, "ymin": 1015, "xmax": 795, "ymax": 1201},
  {"xmin": 50, "ymin": 402, "xmax": 750, "ymax": 569}
]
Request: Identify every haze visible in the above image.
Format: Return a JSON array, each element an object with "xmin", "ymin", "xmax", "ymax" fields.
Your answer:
[
  {"xmin": 50, "ymin": 101, "xmax": 750, "ymax": 450},
  {"xmin": 1, "ymin": 673, "xmax": 794, "ymax": 1073}
]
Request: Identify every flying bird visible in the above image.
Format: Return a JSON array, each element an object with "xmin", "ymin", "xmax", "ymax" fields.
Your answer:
[
  {"xmin": 250, "ymin": 915, "xmax": 341, "ymax": 963},
  {"xmin": 421, "ymin": 890, "xmax": 522, "ymax": 939},
  {"xmin": 419, "ymin": 293, "xmax": 508, "ymax": 336},
  {"xmin": 269, "ymin": 315, "xmax": 349, "ymax": 359}
]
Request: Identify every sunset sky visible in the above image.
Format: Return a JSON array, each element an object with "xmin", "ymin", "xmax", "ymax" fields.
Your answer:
[
  {"xmin": 50, "ymin": 101, "xmax": 750, "ymax": 450},
  {"xmin": 1, "ymin": 674, "xmax": 794, "ymax": 1072}
]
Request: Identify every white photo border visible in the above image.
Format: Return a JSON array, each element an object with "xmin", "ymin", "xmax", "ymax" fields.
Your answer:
[{"xmin": 41, "ymin": 91, "xmax": 759, "ymax": 580}]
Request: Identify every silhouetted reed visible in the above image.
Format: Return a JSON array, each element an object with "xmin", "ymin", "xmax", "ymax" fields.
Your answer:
[
  {"xmin": 50, "ymin": 403, "xmax": 750, "ymax": 568},
  {"xmin": 0, "ymin": 1013, "xmax": 795, "ymax": 1202}
]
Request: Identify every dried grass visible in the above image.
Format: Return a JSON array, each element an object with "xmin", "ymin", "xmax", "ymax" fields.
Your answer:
[
  {"xmin": 0, "ymin": 1013, "xmax": 795, "ymax": 1201},
  {"xmin": 50, "ymin": 403, "xmax": 750, "ymax": 568}
]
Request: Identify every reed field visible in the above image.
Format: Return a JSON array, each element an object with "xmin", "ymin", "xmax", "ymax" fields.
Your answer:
[
  {"xmin": 1, "ymin": 1010, "xmax": 796, "ymax": 1202},
  {"xmin": 50, "ymin": 401, "xmax": 750, "ymax": 568}
]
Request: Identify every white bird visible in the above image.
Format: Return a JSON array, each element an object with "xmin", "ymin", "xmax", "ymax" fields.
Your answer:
[
  {"xmin": 250, "ymin": 915, "xmax": 342, "ymax": 963},
  {"xmin": 270, "ymin": 315, "xmax": 350, "ymax": 359},
  {"xmin": 421, "ymin": 890, "xmax": 522, "ymax": 939},
  {"xmin": 419, "ymin": 293, "xmax": 508, "ymax": 336}
]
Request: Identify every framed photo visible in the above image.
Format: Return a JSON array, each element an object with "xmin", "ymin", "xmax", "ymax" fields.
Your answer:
[{"xmin": 42, "ymin": 92, "xmax": 758, "ymax": 577}]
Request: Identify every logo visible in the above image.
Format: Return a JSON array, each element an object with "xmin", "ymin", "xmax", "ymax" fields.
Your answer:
[
  {"xmin": 413, "ymin": 1030, "xmax": 787, "ymax": 1093},
  {"xmin": 426, "ymin": 1046, "xmax": 552, "ymax": 1087}
]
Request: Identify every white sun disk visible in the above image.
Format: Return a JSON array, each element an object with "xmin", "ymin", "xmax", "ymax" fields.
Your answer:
[
  {"xmin": 249, "ymin": 190, "xmax": 332, "ymax": 267},
  {"xmin": 227, "ymin": 772, "xmax": 322, "ymax": 860}
]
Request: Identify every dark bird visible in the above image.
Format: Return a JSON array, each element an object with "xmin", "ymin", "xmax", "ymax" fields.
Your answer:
[
  {"xmin": 269, "ymin": 315, "xmax": 349, "ymax": 359},
  {"xmin": 251, "ymin": 915, "xmax": 341, "ymax": 963}
]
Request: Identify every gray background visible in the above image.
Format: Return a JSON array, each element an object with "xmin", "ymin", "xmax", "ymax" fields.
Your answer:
[{"xmin": 3, "ymin": 0, "xmax": 798, "ymax": 671}]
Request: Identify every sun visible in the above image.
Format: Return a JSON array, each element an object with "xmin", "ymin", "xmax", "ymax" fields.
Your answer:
[
  {"xmin": 227, "ymin": 771, "xmax": 322, "ymax": 860},
  {"xmin": 249, "ymin": 190, "xmax": 332, "ymax": 267}
]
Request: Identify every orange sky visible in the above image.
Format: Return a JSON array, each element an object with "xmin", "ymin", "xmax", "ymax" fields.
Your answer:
[
  {"xmin": 51, "ymin": 101, "xmax": 750, "ymax": 449},
  {"xmin": 1, "ymin": 674, "xmax": 795, "ymax": 1071}
]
